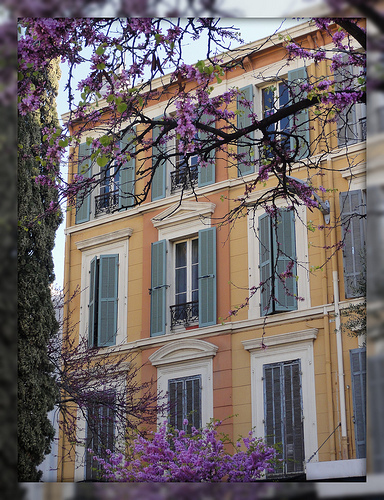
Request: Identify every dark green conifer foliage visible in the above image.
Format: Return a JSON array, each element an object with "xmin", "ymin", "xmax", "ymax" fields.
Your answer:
[{"xmin": 18, "ymin": 60, "xmax": 62, "ymax": 481}]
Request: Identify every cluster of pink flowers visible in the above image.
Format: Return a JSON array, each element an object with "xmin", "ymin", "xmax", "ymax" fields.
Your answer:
[{"xmin": 90, "ymin": 420, "xmax": 276, "ymax": 482}]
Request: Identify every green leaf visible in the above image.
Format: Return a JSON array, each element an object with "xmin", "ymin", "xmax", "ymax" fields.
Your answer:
[
  {"xmin": 106, "ymin": 94, "xmax": 115, "ymax": 103},
  {"xmin": 99, "ymin": 135, "xmax": 111, "ymax": 146},
  {"xmin": 116, "ymin": 44, "xmax": 123, "ymax": 51},
  {"xmin": 117, "ymin": 102, "xmax": 127, "ymax": 113},
  {"xmin": 97, "ymin": 156, "xmax": 109, "ymax": 168},
  {"xmin": 59, "ymin": 139, "xmax": 68, "ymax": 148},
  {"xmin": 96, "ymin": 63, "xmax": 106, "ymax": 70},
  {"xmin": 86, "ymin": 137, "xmax": 93, "ymax": 146},
  {"xmin": 96, "ymin": 45, "xmax": 106, "ymax": 56}
]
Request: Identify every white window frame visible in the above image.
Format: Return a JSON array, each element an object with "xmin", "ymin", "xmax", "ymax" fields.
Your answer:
[
  {"xmin": 76, "ymin": 229, "xmax": 132, "ymax": 348},
  {"xmin": 149, "ymin": 339, "xmax": 218, "ymax": 429},
  {"xmin": 243, "ymin": 329, "xmax": 318, "ymax": 467},
  {"xmin": 247, "ymin": 201, "xmax": 310, "ymax": 320}
]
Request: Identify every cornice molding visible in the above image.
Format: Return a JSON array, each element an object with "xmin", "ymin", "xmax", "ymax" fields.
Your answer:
[
  {"xmin": 242, "ymin": 328, "xmax": 318, "ymax": 351},
  {"xmin": 149, "ymin": 338, "xmax": 219, "ymax": 367},
  {"xmin": 151, "ymin": 201, "xmax": 216, "ymax": 229},
  {"xmin": 75, "ymin": 227, "xmax": 133, "ymax": 251}
]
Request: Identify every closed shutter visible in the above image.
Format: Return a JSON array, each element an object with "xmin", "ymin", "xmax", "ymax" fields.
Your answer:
[
  {"xmin": 169, "ymin": 376, "xmax": 201, "ymax": 432},
  {"xmin": 152, "ymin": 116, "xmax": 166, "ymax": 200},
  {"xmin": 237, "ymin": 85, "xmax": 255, "ymax": 176},
  {"xmin": 288, "ymin": 67, "xmax": 309, "ymax": 159},
  {"xmin": 150, "ymin": 240, "xmax": 167, "ymax": 336},
  {"xmin": 198, "ymin": 227, "xmax": 216, "ymax": 327},
  {"xmin": 169, "ymin": 378, "xmax": 184, "ymax": 430},
  {"xmin": 198, "ymin": 114, "xmax": 215, "ymax": 186},
  {"xmin": 264, "ymin": 359, "xmax": 304, "ymax": 475},
  {"xmin": 88, "ymin": 256, "xmax": 98, "ymax": 347},
  {"xmin": 340, "ymin": 190, "xmax": 366, "ymax": 298},
  {"xmin": 119, "ymin": 130, "xmax": 135, "ymax": 209},
  {"xmin": 259, "ymin": 213, "xmax": 272, "ymax": 315},
  {"xmin": 334, "ymin": 55, "xmax": 358, "ymax": 146},
  {"xmin": 186, "ymin": 376, "xmax": 201, "ymax": 431},
  {"xmin": 75, "ymin": 142, "xmax": 91, "ymax": 223},
  {"xmin": 98, "ymin": 255, "xmax": 118, "ymax": 347},
  {"xmin": 350, "ymin": 348, "xmax": 366, "ymax": 459},
  {"xmin": 274, "ymin": 210, "xmax": 297, "ymax": 312},
  {"xmin": 368, "ymin": 354, "xmax": 384, "ymax": 472}
]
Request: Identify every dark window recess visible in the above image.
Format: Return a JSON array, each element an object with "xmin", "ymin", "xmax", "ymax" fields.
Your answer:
[
  {"xmin": 170, "ymin": 156, "xmax": 198, "ymax": 193},
  {"xmin": 95, "ymin": 190, "xmax": 119, "ymax": 215},
  {"xmin": 168, "ymin": 375, "xmax": 201, "ymax": 433},
  {"xmin": 170, "ymin": 301, "xmax": 199, "ymax": 329},
  {"xmin": 264, "ymin": 359, "xmax": 305, "ymax": 476}
]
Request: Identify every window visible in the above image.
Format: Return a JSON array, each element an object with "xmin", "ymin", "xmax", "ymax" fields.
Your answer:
[
  {"xmin": 237, "ymin": 85, "xmax": 255, "ymax": 176},
  {"xmin": 85, "ymin": 391, "xmax": 116, "ymax": 481},
  {"xmin": 340, "ymin": 189, "xmax": 366, "ymax": 298},
  {"xmin": 95, "ymin": 166, "xmax": 120, "ymax": 216},
  {"xmin": 88, "ymin": 254, "xmax": 119, "ymax": 347},
  {"xmin": 264, "ymin": 359, "xmax": 305, "ymax": 475},
  {"xmin": 261, "ymin": 81, "xmax": 290, "ymax": 153},
  {"xmin": 168, "ymin": 375, "xmax": 201, "ymax": 432},
  {"xmin": 150, "ymin": 227, "xmax": 216, "ymax": 336},
  {"xmin": 258, "ymin": 209, "xmax": 297, "ymax": 316},
  {"xmin": 350, "ymin": 348, "xmax": 366, "ymax": 459},
  {"xmin": 171, "ymin": 238, "xmax": 199, "ymax": 329}
]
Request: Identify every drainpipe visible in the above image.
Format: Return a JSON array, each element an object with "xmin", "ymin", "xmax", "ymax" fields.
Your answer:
[{"xmin": 333, "ymin": 270, "xmax": 348, "ymax": 459}]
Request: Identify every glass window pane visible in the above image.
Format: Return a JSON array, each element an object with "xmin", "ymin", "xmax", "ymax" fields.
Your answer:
[{"xmin": 176, "ymin": 242, "xmax": 187, "ymax": 268}]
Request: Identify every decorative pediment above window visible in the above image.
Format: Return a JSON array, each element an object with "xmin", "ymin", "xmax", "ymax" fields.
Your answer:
[
  {"xmin": 149, "ymin": 339, "xmax": 218, "ymax": 367},
  {"xmin": 76, "ymin": 228, "xmax": 133, "ymax": 251},
  {"xmin": 242, "ymin": 328, "xmax": 318, "ymax": 352},
  {"xmin": 151, "ymin": 201, "xmax": 215, "ymax": 240}
]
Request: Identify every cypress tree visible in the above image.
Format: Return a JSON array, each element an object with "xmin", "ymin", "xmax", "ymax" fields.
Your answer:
[{"xmin": 17, "ymin": 59, "xmax": 62, "ymax": 481}]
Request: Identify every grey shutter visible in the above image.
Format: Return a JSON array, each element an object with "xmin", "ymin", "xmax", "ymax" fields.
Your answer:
[
  {"xmin": 368, "ymin": 354, "xmax": 384, "ymax": 471},
  {"xmin": 259, "ymin": 213, "xmax": 272, "ymax": 315},
  {"xmin": 334, "ymin": 55, "xmax": 358, "ymax": 146},
  {"xmin": 340, "ymin": 190, "xmax": 366, "ymax": 298},
  {"xmin": 186, "ymin": 376, "xmax": 201, "ymax": 431},
  {"xmin": 169, "ymin": 379, "xmax": 183, "ymax": 430},
  {"xmin": 274, "ymin": 210, "xmax": 297, "ymax": 312},
  {"xmin": 75, "ymin": 142, "xmax": 91, "ymax": 223},
  {"xmin": 88, "ymin": 256, "xmax": 98, "ymax": 347},
  {"xmin": 288, "ymin": 67, "xmax": 309, "ymax": 159},
  {"xmin": 350, "ymin": 348, "xmax": 366, "ymax": 459},
  {"xmin": 152, "ymin": 116, "xmax": 166, "ymax": 200},
  {"xmin": 98, "ymin": 255, "xmax": 118, "ymax": 347},
  {"xmin": 119, "ymin": 130, "xmax": 135, "ymax": 209},
  {"xmin": 198, "ymin": 227, "xmax": 216, "ymax": 327},
  {"xmin": 198, "ymin": 114, "xmax": 215, "ymax": 186},
  {"xmin": 264, "ymin": 363, "xmax": 284, "ymax": 473},
  {"xmin": 150, "ymin": 240, "xmax": 167, "ymax": 336},
  {"xmin": 237, "ymin": 85, "xmax": 255, "ymax": 176}
]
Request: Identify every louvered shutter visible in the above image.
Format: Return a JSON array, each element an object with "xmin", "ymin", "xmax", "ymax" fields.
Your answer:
[
  {"xmin": 350, "ymin": 348, "xmax": 366, "ymax": 459},
  {"xmin": 198, "ymin": 114, "xmax": 215, "ymax": 186},
  {"xmin": 150, "ymin": 240, "xmax": 167, "ymax": 336},
  {"xmin": 186, "ymin": 376, "xmax": 201, "ymax": 431},
  {"xmin": 368, "ymin": 354, "xmax": 384, "ymax": 471},
  {"xmin": 98, "ymin": 255, "xmax": 118, "ymax": 347},
  {"xmin": 259, "ymin": 213, "xmax": 272, "ymax": 315},
  {"xmin": 169, "ymin": 379, "xmax": 184, "ymax": 430},
  {"xmin": 288, "ymin": 67, "xmax": 309, "ymax": 159},
  {"xmin": 237, "ymin": 85, "xmax": 255, "ymax": 176},
  {"xmin": 152, "ymin": 116, "xmax": 166, "ymax": 200},
  {"xmin": 340, "ymin": 190, "xmax": 366, "ymax": 298},
  {"xmin": 334, "ymin": 55, "xmax": 358, "ymax": 146},
  {"xmin": 119, "ymin": 130, "xmax": 135, "ymax": 209},
  {"xmin": 198, "ymin": 227, "xmax": 216, "ymax": 327},
  {"xmin": 88, "ymin": 256, "xmax": 98, "ymax": 347},
  {"xmin": 274, "ymin": 210, "xmax": 297, "ymax": 312},
  {"xmin": 264, "ymin": 363, "xmax": 284, "ymax": 473},
  {"xmin": 75, "ymin": 142, "xmax": 91, "ymax": 223}
]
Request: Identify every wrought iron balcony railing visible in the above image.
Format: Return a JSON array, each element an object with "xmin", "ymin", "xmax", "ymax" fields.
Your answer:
[
  {"xmin": 170, "ymin": 168, "xmax": 198, "ymax": 193},
  {"xmin": 359, "ymin": 116, "xmax": 366, "ymax": 141},
  {"xmin": 170, "ymin": 301, "xmax": 199, "ymax": 329},
  {"xmin": 95, "ymin": 190, "xmax": 119, "ymax": 216}
]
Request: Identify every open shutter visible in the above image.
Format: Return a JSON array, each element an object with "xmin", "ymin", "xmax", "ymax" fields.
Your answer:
[
  {"xmin": 152, "ymin": 116, "xmax": 166, "ymax": 200},
  {"xmin": 237, "ymin": 85, "xmax": 255, "ymax": 176},
  {"xmin": 274, "ymin": 210, "xmax": 297, "ymax": 312},
  {"xmin": 88, "ymin": 256, "xmax": 98, "ymax": 347},
  {"xmin": 75, "ymin": 142, "xmax": 91, "ymax": 223},
  {"xmin": 198, "ymin": 114, "xmax": 215, "ymax": 187},
  {"xmin": 340, "ymin": 190, "xmax": 366, "ymax": 298},
  {"xmin": 198, "ymin": 227, "xmax": 216, "ymax": 327},
  {"xmin": 98, "ymin": 255, "xmax": 118, "ymax": 347},
  {"xmin": 150, "ymin": 240, "xmax": 167, "ymax": 336},
  {"xmin": 259, "ymin": 213, "xmax": 272, "ymax": 315},
  {"xmin": 350, "ymin": 348, "xmax": 366, "ymax": 459},
  {"xmin": 119, "ymin": 130, "xmax": 135, "ymax": 209},
  {"xmin": 288, "ymin": 67, "xmax": 309, "ymax": 159}
]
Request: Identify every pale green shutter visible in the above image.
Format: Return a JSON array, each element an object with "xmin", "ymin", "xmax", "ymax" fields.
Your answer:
[
  {"xmin": 75, "ymin": 142, "xmax": 91, "ymax": 223},
  {"xmin": 152, "ymin": 116, "xmax": 166, "ymax": 200},
  {"xmin": 340, "ymin": 190, "xmax": 366, "ymax": 298},
  {"xmin": 198, "ymin": 227, "xmax": 216, "ymax": 327},
  {"xmin": 198, "ymin": 114, "xmax": 215, "ymax": 186},
  {"xmin": 98, "ymin": 254, "xmax": 118, "ymax": 347},
  {"xmin": 150, "ymin": 240, "xmax": 167, "ymax": 336},
  {"xmin": 288, "ymin": 67, "xmax": 309, "ymax": 159},
  {"xmin": 237, "ymin": 85, "xmax": 255, "ymax": 176},
  {"xmin": 88, "ymin": 256, "xmax": 98, "ymax": 347},
  {"xmin": 350, "ymin": 348, "xmax": 366, "ymax": 459},
  {"xmin": 274, "ymin": 210, "xmax": 297, "ymax": 312},
  {"xmin": 119, "ymin": 130, "xmax": 135, "ymax": 209},
  {"xmin": 368, "ymin": 354, "xmax": 384, "ymax": 471},
  {"xmin": 259, "ymin": 213, "xmax": 272, "ymax": 316}
]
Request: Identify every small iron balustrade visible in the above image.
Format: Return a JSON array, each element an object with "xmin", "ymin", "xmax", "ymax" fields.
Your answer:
[
  {"xmin": 359, "ymin": 117, "xmax": 366, "ymax": 141},
  {"xmin": 170, "ymin": 168, "xmax": 198, "ymax": 193},
  {"xmin": 170, "ymin": 301, "xmax": 198, "ymax": 329},
  {"xmin": 95, "ymin": 190, "xmax": 119, "ymax": 216}
]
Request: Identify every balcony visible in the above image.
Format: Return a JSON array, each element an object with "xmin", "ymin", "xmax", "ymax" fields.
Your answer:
[
  {"xmin": 170, "ymin": 168, "xmax": 198, "ymax": 193},
  {"xmin": 170, "ymin": 301, "xmax": 199, "ymax": 329},
  {"xmin": 95, "ymin": 190, "xmax": 119, "ymax": 216}
]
